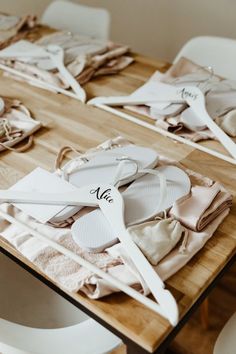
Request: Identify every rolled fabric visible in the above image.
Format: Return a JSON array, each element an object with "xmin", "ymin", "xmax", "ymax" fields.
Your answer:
[
  {"xmin": 169, "ymin": 182, "xmax": 232, "ymax": 231},
  {"xmin": 128, "ymin": 218, "xmax": 186, "ymax": 266}
]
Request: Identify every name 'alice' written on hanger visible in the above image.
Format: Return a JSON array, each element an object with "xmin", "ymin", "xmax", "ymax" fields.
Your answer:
[{"xmin": 90, "ymin": 187, "xmax": 114, "ymax": 203}]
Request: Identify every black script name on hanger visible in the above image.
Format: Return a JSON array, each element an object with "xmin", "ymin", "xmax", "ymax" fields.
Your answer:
[
  {"xmin": 178, "ymin": 87, "xmax": 198, "ymax": 101},
  {"xmin": 90, "ymin": 187, "xmax": 114, "ymax": 203}
]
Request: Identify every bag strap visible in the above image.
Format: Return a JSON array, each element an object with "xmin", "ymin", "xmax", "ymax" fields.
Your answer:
[
  {"xmin": 54, "ymin": 145, "xmax": 82, "ymax": 173},
  {"xmin": 0, "ymin": 135, "xmax": 34, "ymax": 152}
]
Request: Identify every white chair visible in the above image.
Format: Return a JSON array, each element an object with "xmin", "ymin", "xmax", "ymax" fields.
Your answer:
[
  {"xmin": 41, "ymin": 0, "xmax": 110, "ymax": 40},
  {"xmin": 0, "ymin": 252, "xmax": 121, "ymax": 354},
  {"xmin": 214, "ymin": 312, "xmax": 236, "ymax": 354},
  {"xmin": 174, "ymin": 36, "xmax": 236, "ymax": 80}
]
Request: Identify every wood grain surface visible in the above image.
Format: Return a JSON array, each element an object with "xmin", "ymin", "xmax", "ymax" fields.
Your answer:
[{"xmin": 0, "ymin": 28, "xmax": 235, "ymax": 353}]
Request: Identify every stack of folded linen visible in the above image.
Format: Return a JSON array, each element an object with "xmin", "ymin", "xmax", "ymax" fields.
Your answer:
[
  {"xmin": 0, "ymin": 137, "xmax": 232, "ymax": 299},
  {"xmin": 124, "ymin": 57, "xmax": 236, "ymax": 142},
  {"xmin": 0, "ymin": 26, "xmax": 134, "ymax": 91},
  {"xmin": 36, "ymin": 31, "xmax": 134, "ymax": 85}
]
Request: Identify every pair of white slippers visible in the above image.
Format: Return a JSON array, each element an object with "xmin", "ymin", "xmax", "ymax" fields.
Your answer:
[{"xmin": 52, "ymin": 145, "xmax": 191, "ymax": 253}]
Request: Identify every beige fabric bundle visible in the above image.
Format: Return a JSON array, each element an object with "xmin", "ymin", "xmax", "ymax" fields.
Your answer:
[
  {"xmin": 0, "ymin": 97, "xmax": 41, "ymax": 152},
  {"xmin": 0, "ymin": 30, "xmax": 134, "ymax": 91},
  {"xmin": 170, "ymin": 182, "xmax": 233, "ymax": 232},
  {"xmin": 128, "ymin": 218, "xmax": 185, "ymax": 265}
]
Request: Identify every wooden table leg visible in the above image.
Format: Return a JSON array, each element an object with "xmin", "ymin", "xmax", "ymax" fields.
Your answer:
[{"xmin": 200, "ymin": 298, "xmax": 209, "ymax": 330}]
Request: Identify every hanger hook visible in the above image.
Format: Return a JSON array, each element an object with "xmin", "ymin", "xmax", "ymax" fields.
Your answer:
[
  {"xmin": 171, "ymin": 64, "xmax": 214, "ymax": 90},
  {"xmin": 198, "ymin": 65, "xmax": 214, "ymax": 90}
]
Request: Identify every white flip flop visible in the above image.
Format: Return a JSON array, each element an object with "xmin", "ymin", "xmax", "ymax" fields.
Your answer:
[
  {"xmin": 51, "ymin": 145, "xmax": 159, "ymax": 222},
  {"xmin": 71, "ymin": 165, "xmax": 191, "ymax": 252}
]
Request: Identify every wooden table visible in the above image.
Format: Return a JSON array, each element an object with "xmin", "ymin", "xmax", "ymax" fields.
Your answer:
[{"xmin": 0, "ymin": 49, "xmax": 236, "ymax": 354}]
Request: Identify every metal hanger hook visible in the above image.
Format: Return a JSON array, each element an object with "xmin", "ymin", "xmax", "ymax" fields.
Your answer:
[{"xmin": 171, "ymin": 64, "xmax": 215, "ymax": 89}]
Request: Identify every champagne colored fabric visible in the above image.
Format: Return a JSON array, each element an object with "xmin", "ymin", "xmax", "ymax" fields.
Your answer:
[
  {"xmin": 128, "ymin": 218, "xmax": 185, "ymax": 265},
  {"xmin": 169, "ymin": 182, "xmax": 232, "ymax": 231},
  {"xmin": 0, "ymin": 30, "xmax": 134, "ymax": 91}
]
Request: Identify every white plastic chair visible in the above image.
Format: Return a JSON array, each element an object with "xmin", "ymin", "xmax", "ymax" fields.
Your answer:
[
  {"xmin": 174, "ymin": 36, "xmax": 236, "ymax": 80},
  {"xmin": 214, "ymin": 312, "xmax": 236, "ymax": 354},
  {"xmin": 41, "ymin": 0, "xmax": 110, "ymax": 40},
  {"xmin": 0, "ymin": 252, "xmax": 121, "ymax": 354}
]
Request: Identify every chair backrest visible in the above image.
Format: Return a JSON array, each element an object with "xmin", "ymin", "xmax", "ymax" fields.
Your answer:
[
  {"xmin": 174, "ymin": 36, "xmax": 236, "ymax": 80},
  {"xmin": 0, "ymin": 253, "xmax": 121, "ymax": 354},
  {"xmin": 0, "ymin": 318, "xmax": 121, "ymax": 354},
  {"xmin": 214, "ymin": 312, "xmax": 236, "ymax": 354},
  {"xmin": 41, "ymin": 0, "xmax": 110, "ymax": 40}
]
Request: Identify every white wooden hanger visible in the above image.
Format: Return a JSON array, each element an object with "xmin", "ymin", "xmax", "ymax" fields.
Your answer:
[
  {"xmin": 44, "ymin": 45, "xmax": 86, "ymax": 102},
  {"xmin": 0, "ymin": 40, "xmax": 86, "ymax": 102},
  {"xmin": 0, "ymin": 184, "xmax": 178, "ymax": 325},
  {"xmin": 88, "ymin": 82, "xmax": 236, "ymax": 160}
]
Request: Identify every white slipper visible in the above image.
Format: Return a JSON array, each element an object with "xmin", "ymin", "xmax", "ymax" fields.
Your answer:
[
  {"xmin": 71, "ymin": 165, "xmax": 191, "ymax": 252},
  {"xmin": 51, "ymin": 145, "xmax": 159, "ymax": 222}
]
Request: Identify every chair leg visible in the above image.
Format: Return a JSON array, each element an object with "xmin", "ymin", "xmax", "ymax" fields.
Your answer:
[{"xmin": 200, "ymin": 298, "xmax": 209, "ymax": 330}]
